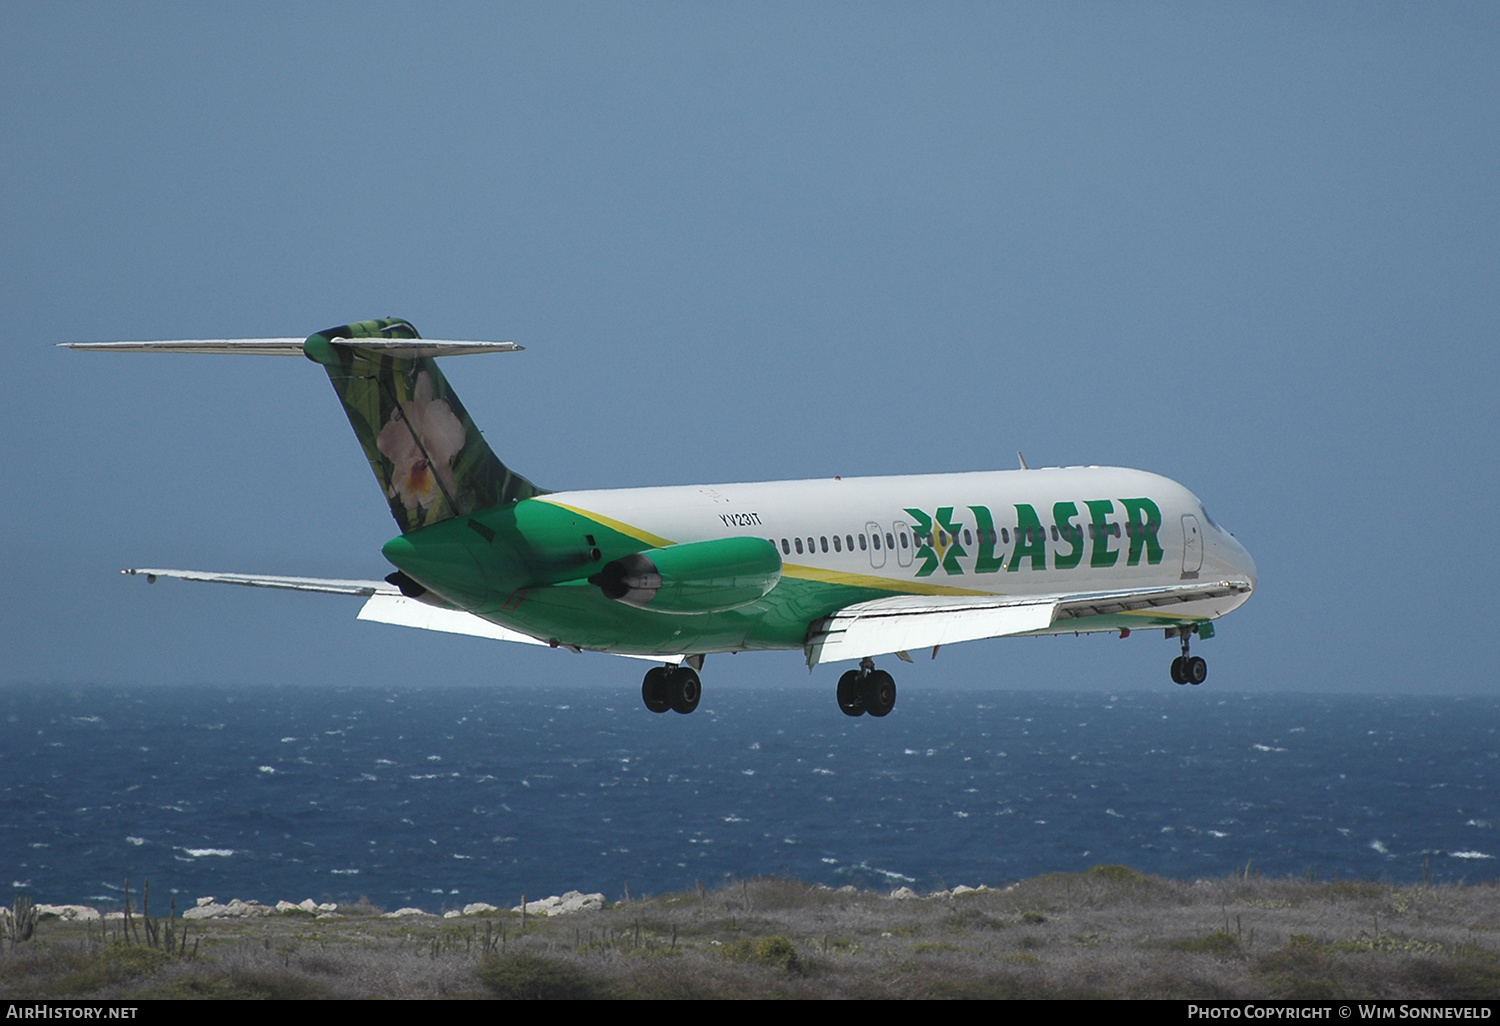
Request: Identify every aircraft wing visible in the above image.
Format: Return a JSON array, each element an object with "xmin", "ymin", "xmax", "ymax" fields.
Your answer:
[
  {"xmin": 123, "ymin": 567, "xmax": 396, "ymax": 594},
  {"xmin": 121, "ymin": 567, "xmax": 680, "ymax": 663},
  {"xmin": 353, "ymin": 593, "xmax": 549, "ymax": 647},
  {"xmin": 803, "ymin": 578, "xmax": 1253, "ymax": 667}
]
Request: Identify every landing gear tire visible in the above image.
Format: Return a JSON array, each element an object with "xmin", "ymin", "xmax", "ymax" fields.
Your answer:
[
  {"xmin": 837, "ymin": 670, "xmax": 866, "ymax": 717},
  {"xmin": 1170, "ymin": 627, "xmax": 1208, "ymax": 686},
  {"xmin": 669, "ymin": 666, "xmax": 702, "ymax": 714},
  {"xmin": 862, "ymin": 670, "xmax": 897, "ymax": 717},
  {"xmin": 642, "ymin": 667, "xmax": 672, "ymax": 713}
]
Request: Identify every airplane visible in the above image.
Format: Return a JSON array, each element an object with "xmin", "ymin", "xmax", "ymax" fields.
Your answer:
[{"xmin": 66, "ymin": 317, "xmax": 1256, "ymax": 717}]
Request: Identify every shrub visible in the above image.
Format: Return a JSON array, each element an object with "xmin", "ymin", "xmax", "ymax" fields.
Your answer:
[
  {"xmin": 1168, "ymin": 931, "xmax": 1241, "ymax": 958},
  {"xmin": 1089, "ymin": 864, "xmax": 1147, "ymax": 884},
  {"xmin": 1402, "ymin": 956, "xmax": 1500, "ymax": 1000},
  {"xmin": 153, "ymin": 971, "xmax": 334, "ymax": 1000},
  {"xmin": 55, "ymin": 944, "xmax": 169, "ymax": 994},
  {"xmin": 1254, "ymin": 935, "xmax": 1343, "ymax": 999},
  {"xmin": 476, "ymin": 954, "xmax": 609, "ymax": 1000},
  {"xmin": 722, "ymin": 935, "xmax": 801, "ymax": 972}
]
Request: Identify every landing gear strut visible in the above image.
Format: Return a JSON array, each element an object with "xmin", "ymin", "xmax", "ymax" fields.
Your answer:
[
  {"xmin": 837, "ymin": 657, "xmax": 897, "ymax": 717},
  {"xmin": 642, "ymin": 664, "xmax": 701, "ymax": 714},
  {"xmin": 1169, "ymin": 627, "xmax": 1207, "ymax": 686}
]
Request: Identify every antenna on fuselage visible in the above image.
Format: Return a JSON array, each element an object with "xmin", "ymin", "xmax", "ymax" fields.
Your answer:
[{"xmin": 1017, "ymin": 451, "xmax": 1029, "ymax": 470}]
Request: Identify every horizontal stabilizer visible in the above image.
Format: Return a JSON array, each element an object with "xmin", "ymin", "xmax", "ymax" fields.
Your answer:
[{"xmin": 62, "ymin": 338, "xmax": 522, "ymax": 357}]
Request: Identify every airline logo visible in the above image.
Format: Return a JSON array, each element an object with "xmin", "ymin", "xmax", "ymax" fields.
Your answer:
[{"xmin": 903, "ymin": 498, "xmax": 1165, "ymax": 577}]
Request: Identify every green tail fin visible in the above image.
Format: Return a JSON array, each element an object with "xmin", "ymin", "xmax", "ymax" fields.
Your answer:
[{"xmin": 303, "ymin": 318, "xmax": 545, "ymax": 533}]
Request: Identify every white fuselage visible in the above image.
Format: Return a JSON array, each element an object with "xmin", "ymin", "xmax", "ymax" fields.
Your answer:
[{"xmin": 541, "ymin": 465, "xmax": 1256, "ymax": 631}]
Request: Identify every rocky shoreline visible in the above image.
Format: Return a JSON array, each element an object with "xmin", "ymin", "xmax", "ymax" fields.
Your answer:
[{"xmin": 12, "ymin": 883, "xmax": 982, "ymax": 924}]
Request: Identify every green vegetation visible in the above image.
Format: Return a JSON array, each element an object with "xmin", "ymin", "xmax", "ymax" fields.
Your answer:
[
  {"xmin": 2, "ymin": 871, "xmax": 1498, "ymax": 999},
  {"xmin": 721, "ymin": 935, "xmax": 801, "ymax": 972},
  {"xmin": 477, "ymin": 954, "xmax": 612, "ymax": 999},
  {"xmin": 1089, "ymin": 864, "xmax": 1147, "ymax": 884},
  {"xmin": 1168, "ymin": 930, "xmax": 1242, "ymax": 957}
]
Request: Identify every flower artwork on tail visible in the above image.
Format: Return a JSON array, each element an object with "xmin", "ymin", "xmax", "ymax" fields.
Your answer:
[{"xmin": 376, "ymin": 371, "xmax": 467, "ymax": 514}]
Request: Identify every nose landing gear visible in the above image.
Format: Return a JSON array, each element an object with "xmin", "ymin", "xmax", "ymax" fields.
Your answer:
[
  {"xmin": 837, "ymin": 657, "xmax": 897, "ymax": 717},
  {"xmin": 1169, "ymin": 626, "xmax": 1207, "ymax": 685},
  {"xmin": 642, "ymin": 664, "xmax": 702, "ymax": 714}
]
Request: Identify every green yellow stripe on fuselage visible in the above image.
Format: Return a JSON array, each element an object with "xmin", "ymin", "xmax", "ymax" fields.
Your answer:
[
  {"xmin": 533, "ymin": 499, "xmax": 676, "ymax": 549},
  {"xmin": 780, "ymin": 563, "xmax": 991, "ymax": 597},
  {"xmin": 535, "ymin": 498, "xmax": 997, "ymax": 600}
]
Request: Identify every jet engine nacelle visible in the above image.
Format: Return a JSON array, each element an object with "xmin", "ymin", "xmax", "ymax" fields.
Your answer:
[{"xmin": 588, "ymin": 537, "xmax": 782, "ymax": 614}]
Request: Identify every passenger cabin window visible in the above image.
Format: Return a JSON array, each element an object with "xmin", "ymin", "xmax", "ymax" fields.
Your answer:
[
  {"xmin": 899, "ymin": 533, "xmax": 908, "ymax": 549},
  {"xmin": 963, "ymin": 529, "xmax": 972, "ymax": 546},
  {"xmin": 872, "ymin": 533, "xmax": 881, "ymax": 551},
  {"xmin": 820, "ymin": 536, "xmax": 828, "ymax": 553},
  {"xmin": 781, "ymin": 538, "xmax": 790, "ymax": 555},
  {"xmin": 859, "ymin": 534, "xmax": 867, "ymax": 550},
  {"xmin": 833, "ymin": 535, "xmax": 842, "ymax": 552},
  {"xmin": 845, "ymin": 534, "xmax": 854, "ymax": 551},
  {"xmin": 886, "ymin": 532, "xmax": 895, "ymax": 550},
  {"xmin": 794, "ymin": 538, "xmax": 804, "ymax": 554}
]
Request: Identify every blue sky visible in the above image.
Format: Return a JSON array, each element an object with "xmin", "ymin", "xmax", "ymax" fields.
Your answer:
[{"xmin": 4, "ymin": 4, "xmax": 1496, "ymax": 694}]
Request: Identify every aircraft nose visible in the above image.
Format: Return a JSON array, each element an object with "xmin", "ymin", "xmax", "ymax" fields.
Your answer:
[{"xmin": 1219, "ymin": 527, "xmax": 1256, "ymax": 590}]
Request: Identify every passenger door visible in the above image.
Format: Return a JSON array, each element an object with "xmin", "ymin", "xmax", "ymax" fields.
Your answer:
[{"xmin": 1181, "ymin": 514, "xmax": 1203, "ymax": 577}]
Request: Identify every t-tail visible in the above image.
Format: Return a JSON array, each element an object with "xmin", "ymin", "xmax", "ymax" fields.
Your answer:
[
  {"xmin": 63, "ymin": 318, "xmax": 546, "ymax": 532},
  {"xmin": 302, "ymin": 318, "xmax": 545, "ymax": 531}
]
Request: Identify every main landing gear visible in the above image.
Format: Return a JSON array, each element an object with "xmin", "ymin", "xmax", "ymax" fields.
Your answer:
[
  {"xmin": 641, "ymin": 664, "xmax": 701, "ymax": 715},
  {"xmin": 837, "ymin": 657, "xmax": 897, "ymax": 717},
  {"xmin": 1170, "ymin": 626, "xmax": 1208, "ymax": 686}
]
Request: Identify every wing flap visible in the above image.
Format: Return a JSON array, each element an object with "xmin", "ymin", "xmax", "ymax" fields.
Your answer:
[
  {"xmin": 804, "ymin": 578, "xmax": 1252, "ymax": 667},
  {"xmin": 805, "ymin": 594, "xmax": 1057, "ymax": 667},
  {"xmin": 1052, "ymin": 579, "xmax": 1253, "ymax": 621}
]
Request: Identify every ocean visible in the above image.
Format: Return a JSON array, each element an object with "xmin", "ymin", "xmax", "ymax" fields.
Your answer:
[{"xmin": 3, "ymin": 684, "xmax": 1495, "ymax": 912}]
